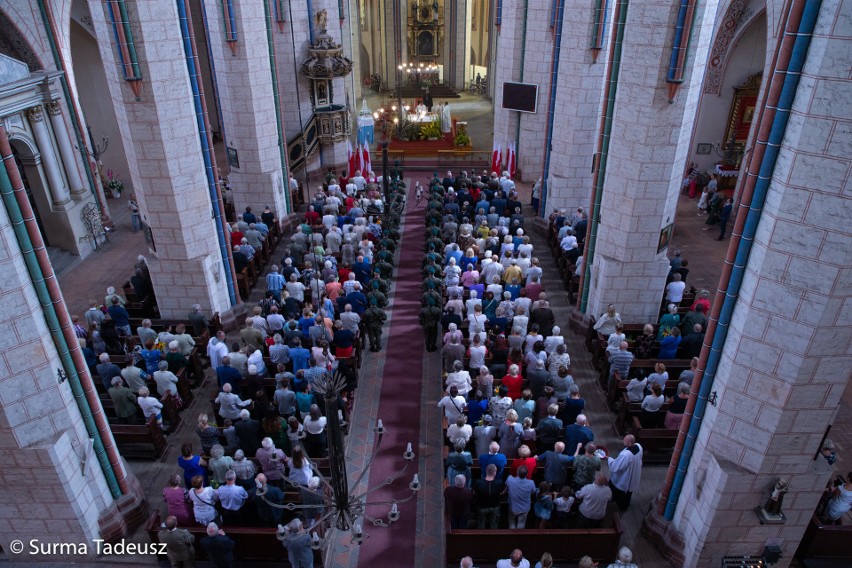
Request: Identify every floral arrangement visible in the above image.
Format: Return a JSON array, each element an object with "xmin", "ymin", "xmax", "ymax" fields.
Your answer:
[
  {"xmin": 419, "ymin": 118, "xmax": 442, "ymax": 140},
  {"xmin": 105, "ymin": 169, "xmax": 124, "ymax": 197},
  {"xmin": 454, "ymin": 128, "xmax": 471, "ymax": 147}
]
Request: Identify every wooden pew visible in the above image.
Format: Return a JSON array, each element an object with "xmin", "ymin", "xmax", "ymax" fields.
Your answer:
[
  {"xmin": 630, "ymin": 416, "xmax": 678, "ymax": 463},
  {"xmin": 446, "ymin": 516, "xmax": 623, "ymax": 565},
  {"xmin": 111, "ymin": 416, "xmax": 168, "ymax": 460},
  {"xmin": 796, "ymin": 513, "xmax": 852, "ymax": 562},
  {"xmin": 599, "ymin": 358, "xmax": 692, "ymax": 394}
]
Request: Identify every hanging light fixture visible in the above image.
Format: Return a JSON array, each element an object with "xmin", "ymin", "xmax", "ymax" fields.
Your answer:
[{"xmin": 253, "ymin": 371, "xmax": 419, "ymax": 550}]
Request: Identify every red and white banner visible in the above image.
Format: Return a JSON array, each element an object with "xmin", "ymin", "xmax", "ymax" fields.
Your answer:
[
  {"xmin": 507, "ymin": 141, "xmax": 517, "ymax": 179},
  {"xmin": 491, "ymin": 140, "xmax": 503, "ymax": 175},
  {"xmin": 347, "ymin": 139, "xmax": 356, "ymax": 178}
]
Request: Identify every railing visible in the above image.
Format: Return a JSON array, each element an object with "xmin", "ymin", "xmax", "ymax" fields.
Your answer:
[{"xmin": 366, "ymin": 149, "xmax": 491, "ymax": 171}]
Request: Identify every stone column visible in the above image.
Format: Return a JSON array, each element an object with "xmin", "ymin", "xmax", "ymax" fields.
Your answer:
[
  {"xmin": 543, "ymin": 4, "xmax": 608, "ymax": 214},
  {"xmin": 98, "ymin": 0, "xmax": 232, "ymax": 317},
  {"xmin": 46, "ymin": 100, "xmax": 87, "ymax": 197},
  {"xmin": 0, "ymin": 198, "xmax": 113, "ymax": 555},
  {"xmin": 26, "ymin": 105, "xmax": 71, "ymax": 206},
  {"xmin": 662, "ymin": 1, "xmax": 852, "ymax": 565},
  {"xmin": 583, "ymin": 0, "xmax": 718, "ymax": 322},
  {"xmin": 491, "ymin": 0, "xmax": 551, "ymax": 180},
  {"xmin": 202, "ymin": 0, "xmax": 288, "ymax": 219}
]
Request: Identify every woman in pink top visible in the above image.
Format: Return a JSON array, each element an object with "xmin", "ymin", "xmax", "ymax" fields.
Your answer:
[
  {"xmin": 461, "ymin": 264, "xmax": 480, "ymax": 287},
  {"xmin": 162, "ymin": 474, "xmax": 193, "ymax": 526}
]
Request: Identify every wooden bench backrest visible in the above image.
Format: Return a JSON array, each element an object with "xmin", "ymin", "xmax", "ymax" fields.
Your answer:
[{"xmin": 446, "ymin": 516, "xmax": 622, "ymax": 564}]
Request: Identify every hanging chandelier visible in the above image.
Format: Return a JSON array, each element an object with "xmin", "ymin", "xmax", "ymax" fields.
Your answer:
[{"xmin": 253, "ymin": 371, "xmax": 420, "ymax": 550}]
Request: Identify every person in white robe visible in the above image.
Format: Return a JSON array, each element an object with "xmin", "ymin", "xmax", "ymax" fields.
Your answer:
[
  {"xmin": 441, "ymin": 102, "xmax": 453, "ymax": 133},
  {"xmin": 607, "ymin": 434, "xmax": 643, "ymax": 512}
]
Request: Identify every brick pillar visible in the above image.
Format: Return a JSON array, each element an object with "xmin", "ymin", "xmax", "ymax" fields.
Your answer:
[
  {"xmin": 666, "ymin": 2, "xmax": 852, "ymax": 564},
  {"xmin": 102, "ymin": 0, "xmax": 231, "ymax": 317},
  {"xmin": 202, "ymin": 0, "xmax": 289, "ymax": 219},
  {"xmin": 584, "ymin": 0, "xmax": 718, "ymax": 322}
]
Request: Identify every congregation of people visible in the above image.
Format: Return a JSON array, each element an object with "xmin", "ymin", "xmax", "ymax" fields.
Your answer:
[
  {"xmin": 76, "ymin": 169, "xmax": 409, "ymax": 567},
  {"xmin": 419, "ymin": 171, "xmax": 645, "ymax": 566}
]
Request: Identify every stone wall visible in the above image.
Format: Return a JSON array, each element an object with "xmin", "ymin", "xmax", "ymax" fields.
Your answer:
[{"xmin": 671, "ymin": 0, "xmax": 852, "ymax": 565}]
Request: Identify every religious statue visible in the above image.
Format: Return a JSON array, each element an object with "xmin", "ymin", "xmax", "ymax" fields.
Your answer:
[
  {"xmin": 315, "ymin": 9, "xmax": 328, "ymax": 34},
  {"xmin": 763, "ymin": 478, "xmax": 789, "ymax": 516},
  {"xmin": 755, "ymin": 477, "xmax": 789, "ymax": 524}
]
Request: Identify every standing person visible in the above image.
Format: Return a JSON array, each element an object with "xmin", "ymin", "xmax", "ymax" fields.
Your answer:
[
  {"xmin": 575, "ymin": 472, "xmax": 612, "ymax": 527},
  {"xmin": 108, "ymin": 377, "xmax": 139, "ymax": 424},
  {"xmin": 362, "ymin": 297, "xmax": 387, "ymax": 351},
  {"xmin": 608, "ymin": 435, "xmax": 644, "ymax": 512},
  {"xmin": 606, "ymin": 547, "xmax": 640, "ymax": 568},
  {"xmin": 276, "ymin": 518, "xmax": 314, "ymax": 568},
  {"xmin": 716, "ymin": 198, "xmax": 733, "ymax": 240},
  {"xmin": 200, "ymin": 523, "xmax": 235, "ymax": 568},
  {"xmin": 473, "ymin": 463, "xmax": 505, "ymax": 529},
  {"xmin": 419, "ymin": 298, "xmax": 442, "ymax": 351},
  {"xmin": 128, "ymin": 193, "xmax": 141, "ymax": 233},
  {"xmin": 497, "ymin": 549, "xmax": 530, "ymax": 568},
  {"xmin": 441, "ymin": 101, "xmax": 453, "ymax": 133},
  {"xmin": 424, "ymin": 88, "xmax": 434, "ymax": 112},
  {"xmin": 531, "ymin": 177, "xmax": 542, "ymax": 212},
  {"xmin": 158, "ymin": 515, "xmax": 196, "ymax": 568},
  {"xmin": 505, "ymin": 465, "xmax": 536, "ymax": 529}
]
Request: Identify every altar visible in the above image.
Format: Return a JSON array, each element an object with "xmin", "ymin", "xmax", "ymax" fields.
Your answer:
[{"xmin": 407, "ymin": 112, "xmax": 439, "ymax": 124}]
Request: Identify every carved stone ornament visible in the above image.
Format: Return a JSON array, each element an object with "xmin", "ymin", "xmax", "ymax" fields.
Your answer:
[
  {"xmin": 47, "ymin": 101, "xmax": 62, "ymax": 116},
  {"xmin": 301, "ymin": 13, "xmax": 353, "ymax": 79},
  {"xmin": 25, "ymin": 106, "xmax": 44, "ymax": 123}
]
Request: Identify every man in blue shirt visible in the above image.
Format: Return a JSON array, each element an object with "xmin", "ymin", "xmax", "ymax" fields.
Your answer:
[
  {"xmin": 217, "ymin": 357, "xmax": 243, "ymax": 391},
  {"xmin": 536, "ymin": 441, "xmax": 578, "ymax": 491},
  {"xmin": 266, "ymin": 265, "xmax": 285, "ymax": 302},
  {"xmin": 478, "ymin": 441, "xmax": 507, "ymax": 479},
  {"xmin": 289, "ymin": 339, "xmax": 311, "ymax": 373},
  {"xmin": 107, "ymin": 297, "xmax": 131, "ymax": 336},
  {"xmin": 346, "ymin": 285, "xmax": 368, "ymax": 315},
  {"xmin": 564, "ymin": 414, "xmax": 594, "ymax": 453},
  {"xmin": 352, "ymin": 256, "xmax": 372, "ymax": 287}
]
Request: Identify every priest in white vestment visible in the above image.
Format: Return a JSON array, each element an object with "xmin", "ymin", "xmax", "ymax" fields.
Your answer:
[
  {"xmin": 607, "ymin": 434, "xmax": 643, "ymax": 512},
  {"xmin": 441, "ymin": 102, "xmax": 453, "ymax": 133}
]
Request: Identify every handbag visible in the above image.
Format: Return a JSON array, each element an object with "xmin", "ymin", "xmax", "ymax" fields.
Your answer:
[{"xmin": 190, "ymin": 490, "xmax": 223, "ymax": 525}]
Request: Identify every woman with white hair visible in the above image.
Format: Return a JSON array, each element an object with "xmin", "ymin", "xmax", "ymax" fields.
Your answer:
[
  {"xmin": 443, "ymin": 322, "xmax": 463, "ymax": 346},
  {"xmin": 256, "ymin": 437, "xmax": 287, "ymax": 486},
  {"xmin": 208, "ymin": 444, "xmax": 233, "ymax": 484},
  {"xmin": 152, "ymin": 358, "xmax": 179, "ymax": 396},
  {"xmin": 137, "ymin": 387, "xmax": 163, "ymax": 426},
  {"xmin": 104, "ymin": 286, "xmax": 126, "ymax": 307},
  {"xmin": 499, "ymin": 234, "xmax": 514, "ymax": 258},
  {"xmin": 658, "ymin": 303, "xmax": 681, "ymax": 339},
  {"xmin": 606, "ymin": 546, "xmax": 637, "ymax": 568},
  {"xmin": 543, "ymin": 326, "xmax": 564, "ymax": 354},
  {"xmin": 498, "ymin": 409, "xmax": 523, "ymax": 460},
  {"xmin": 443, "ymin": 257, "xmax": 461, "ymax": 286},
  {"xmin": 446, "ymin": 361, "xmax": 473, "ymax": 398},
  {"xmin": 547, "ymin": 343, "xmax": 571, "ymax": 382}
]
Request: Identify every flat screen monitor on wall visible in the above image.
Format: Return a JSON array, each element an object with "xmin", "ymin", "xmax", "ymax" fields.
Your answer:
[{"xmin": 502, "ymin": 82, "xmax": 538, "ymax": 113}]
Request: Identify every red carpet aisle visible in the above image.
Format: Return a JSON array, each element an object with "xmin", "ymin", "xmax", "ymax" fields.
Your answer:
[{"xmin": 355, "ymin": 180, "xmax": 426, "ymax": 568}]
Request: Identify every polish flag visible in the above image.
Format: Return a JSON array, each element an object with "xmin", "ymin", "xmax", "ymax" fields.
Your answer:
[
  {"xmin": 491, "ymin": 140, "xmax": 502, "ymax": 175},
  {"xmin": 347, "ymin": 139, "xmax": 356, "ymax": 178},
  {"xmin": 507, "ymin": 141, "xmax": 517, "ymax": 179}
]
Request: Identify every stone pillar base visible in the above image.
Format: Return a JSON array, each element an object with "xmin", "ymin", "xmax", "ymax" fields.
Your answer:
[
  {"xmin": 642, "ymin": 498, "xmax": 687, "ymax": 566},
  {"xmin": 98, "ymin": 466, "xmax": 148, "ymax": 542}
]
